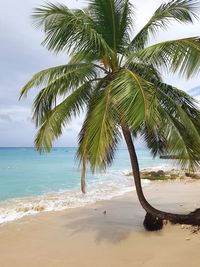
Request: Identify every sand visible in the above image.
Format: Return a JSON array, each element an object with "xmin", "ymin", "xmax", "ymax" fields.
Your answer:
[{"xmin": 1, "ymin": 180, "xmax": 200, "ymax": 267}]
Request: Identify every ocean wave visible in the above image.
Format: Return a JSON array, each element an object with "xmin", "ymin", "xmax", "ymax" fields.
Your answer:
[{"xmin": 0, "ymin": 170, "xmax": 150, "ymax": 225}]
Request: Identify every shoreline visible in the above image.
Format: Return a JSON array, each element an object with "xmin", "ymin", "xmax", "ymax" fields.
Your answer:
[
  {"xmin": 1, "ymin": 180, "xmax": 200, "ymax": 266},
  {"xmin": 0, "ymin": 167, "xmax": 199, "ymax": 225}
]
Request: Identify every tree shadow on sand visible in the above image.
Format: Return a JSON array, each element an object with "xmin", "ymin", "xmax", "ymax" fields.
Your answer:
[{"xmin": 60, "ymin": 196, "xmax": 185, "ymax": 244}]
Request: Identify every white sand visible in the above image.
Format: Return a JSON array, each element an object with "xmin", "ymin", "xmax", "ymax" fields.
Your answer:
[{"xmin": 0, "ymin": 180, "xmax": 200, "ymax": 267}]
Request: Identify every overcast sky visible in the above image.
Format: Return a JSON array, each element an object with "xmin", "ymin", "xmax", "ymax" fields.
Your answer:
[{"xmin": 0, "ymin": 0, "xmax": 200, "ymax": 147}]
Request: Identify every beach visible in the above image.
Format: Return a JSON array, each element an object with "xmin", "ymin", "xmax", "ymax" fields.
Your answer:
[
  {"xmin": 1, "ymin": 179, "xmax": 200, "ymax": 267},
  {"xmin": 1, "ymin": 0, "xmax": 200, "ymax": 266}
]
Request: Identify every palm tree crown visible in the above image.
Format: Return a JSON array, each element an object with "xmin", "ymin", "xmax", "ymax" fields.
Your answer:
[{"xmin": 20, "ymin": 0, "xmax": 200, "ymax": 187}]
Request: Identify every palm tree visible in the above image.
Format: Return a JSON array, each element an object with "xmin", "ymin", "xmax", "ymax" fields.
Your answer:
[{"xmin": 20, "ymin": 0, "xmax": 200, "ymax": 230}]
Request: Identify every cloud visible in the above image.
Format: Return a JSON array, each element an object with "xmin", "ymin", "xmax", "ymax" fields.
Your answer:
[
  {"xmin": 0, "ymin": 114, "xmax": 12, "ymax": 122},
  {"xmin": 0, "ymin": 105, "xmax": 82, "ymax": 147},
  {"xmin": 188, "ymin": 86, "xmax": 200, "ymax": 97}
]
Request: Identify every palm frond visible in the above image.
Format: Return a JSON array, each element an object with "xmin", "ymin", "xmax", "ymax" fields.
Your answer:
[
  {"xmin": 140, "ymin": 121, "xmax": 167, "ymax": 158},
  {"xmin": 127, "ymin": 62, "xmax": 162, "ymax": 83},
  {"xmin": 32, "ymin": 2, "xmax": 113, "ymax": 56},
  {"xmin": 34, "ymin": 81, "xmax": 92, "ymax": 152},
  {"xmin": 156, "ymin": 82, "xmax": 199, "ymax": 111},
  {"xmin": 111, "ymin": 69, "xmax": 158, "ymax": 130},
  {"xmin": 88, "ymin": 0, "xmax": 134, "ymax": 54},
  {"xmin": 128, "ymin": 37, "xmax": 200, "ymax": 78},
  {"xmin": 156, "ymin": 84, "xmax": 200, "ymax": 170},
  {"xmin": 137, "ymin": 82, "xmax": 200, "ymax": 170},
  {"xmin": 118, "ymin": 0, "xmax": 134, "ymax": 48},
  {"xmin": 20, "ymin": 63, "xmax": 97, "ymax": 98},
  {"xmin": 160, "ymin": 108, "xmax": 200, "ymax": 170},
  {"xmin": 129, "ymin": 0, "xmax": 199, "ymax": 51},
  {"xmin": 69, "ymin": 50, "xmax": 99, "ymax": 64},
  {"xmin": 77, "ymin": 83, "xmax": 121, "ymax": 171}
]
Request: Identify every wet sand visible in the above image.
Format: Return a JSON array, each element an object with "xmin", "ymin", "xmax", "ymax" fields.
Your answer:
[{"xmin": 1, "ymin": 180, "xmax": 200, "ymax": 267}]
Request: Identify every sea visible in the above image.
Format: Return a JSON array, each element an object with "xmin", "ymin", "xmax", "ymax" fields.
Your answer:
[{"xmin": 0, "ymin": 147, "xmax": 171, "ymax": 224}]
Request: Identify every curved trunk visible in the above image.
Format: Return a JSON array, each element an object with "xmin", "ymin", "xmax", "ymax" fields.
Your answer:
[{"xmin": 121, "ymin": 123, "xmax": 200, "ymax": 230}]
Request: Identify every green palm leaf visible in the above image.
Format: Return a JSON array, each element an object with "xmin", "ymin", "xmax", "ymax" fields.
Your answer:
[
  {"xmin": 142, "ymin": 123, "xmax": 168, "ymax": 158},
  {"xmin": 155, "ymin": 84, "xmax": 200, "ymax": 169},
  {"xmin": 20, "ymin": 63, "xmax": 97, "ymax": 98},
  {"xmin": 34, "ymin": 82, "xmax": 92, "ymax": 152},
  {"xmin": 128, "ymin": 37, "xmax": 200, "ymax": 78},
  {"xmin": 160, "ymin": 108, "xmax": 200, "ymax": 170},
  {"xmin": 111, "ymin": 69, "xmax": 158, "ymax": 130},
  {"xmin": 88, "ymin": 0, "xmax": 133, "ymax": 53},
  {"xmin": 33, "ymin": 2, "xmax": 113, "ymax": 57},
  {"xmin": 129, "ymin": 0, "xmax": 198, "ymax": 51},
  {"xmin": 127, "ymin": 62, "xmax": 162, "ymax": 83},
  {"xmin": 77, "ymin": 83, "xmax": 121, "ymax": 171}
]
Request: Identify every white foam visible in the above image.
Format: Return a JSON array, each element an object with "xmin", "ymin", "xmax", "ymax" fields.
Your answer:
[
  {"xmin": 141, "ymin": 164, "xmax": 172, "ymax": 172},
  {"xmin": 0, "ymin": 169, "xmax": 151, "ymax": 225}
]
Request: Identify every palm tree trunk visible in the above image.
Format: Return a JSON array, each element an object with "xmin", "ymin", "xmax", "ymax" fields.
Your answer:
[
  {"xmin": 121, "ymin": 123, "xmax": 200, "ymax": 231},
  {"xmin": 81, "ymin": 159, "xmax": 86, "ymax": 194}
]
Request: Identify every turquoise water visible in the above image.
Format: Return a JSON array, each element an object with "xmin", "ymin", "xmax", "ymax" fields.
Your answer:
[{"xmin": 0, "ymin": 147, "xmax": 170, "ymax": 223}]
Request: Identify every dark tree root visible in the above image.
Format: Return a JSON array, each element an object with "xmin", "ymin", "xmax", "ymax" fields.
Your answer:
[
  {"xmin": 143, "ymin": 213, "xmax": 163, "ymax": 231},
  {"xmin": 143, "ymin": 209, "xmax": 200, "ymax": 231}
]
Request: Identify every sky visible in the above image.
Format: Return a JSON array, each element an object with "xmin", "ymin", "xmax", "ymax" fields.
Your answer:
[{"xmin": 0, "ymin": 0, "xmax": 200, "ymax": 147}]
